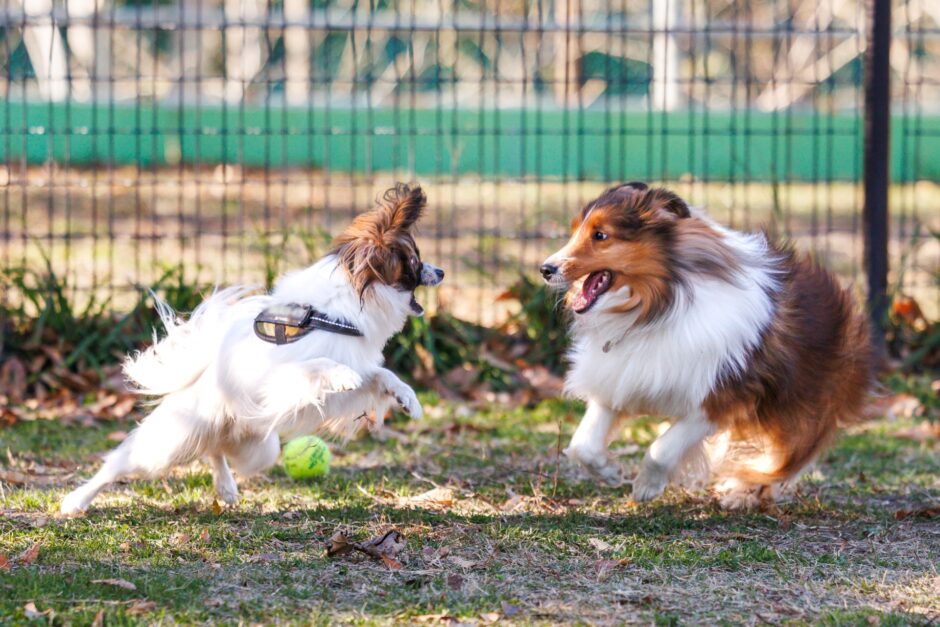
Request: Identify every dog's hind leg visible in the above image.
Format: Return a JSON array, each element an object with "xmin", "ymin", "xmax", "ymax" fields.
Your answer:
[
  {"xmin": 209, "ymin": 454, "xmax": 239, "ymax": 505},
  {"xmin": 633, "ymin": 409, "xmax": 715, "ymax": 502},
  {"xmin": 60, "ymin": 396, "xmax": 206, "ymax": 515},
  {"xmin": 224, "ymin": 432, "xmax": 281, "ymax": 478},
  {"xmin": 564, "ymin": 400, "xmax": 624, "ymax": 485}
]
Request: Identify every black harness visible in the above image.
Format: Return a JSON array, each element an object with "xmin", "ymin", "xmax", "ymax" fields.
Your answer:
[{"xmin": 253, "ymin": 303, "xmax": 363, "ymax": 345}]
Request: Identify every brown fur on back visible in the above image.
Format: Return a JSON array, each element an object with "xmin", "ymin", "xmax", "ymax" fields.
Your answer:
[{"xmin": 704, "ymin": 245, "xmax": 874, "ymax": 483}]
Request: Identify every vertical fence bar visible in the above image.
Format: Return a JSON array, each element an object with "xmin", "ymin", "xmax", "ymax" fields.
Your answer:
[{"xmin": 863, "ymin": 0, "xmax": 891, "ymax": 351}]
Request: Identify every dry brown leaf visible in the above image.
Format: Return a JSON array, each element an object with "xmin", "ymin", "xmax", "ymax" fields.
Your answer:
[
  {"xmin": 446, "ymin": 572, "xmax": 464, "ymax": 590},
  {"xmin": 449, "ymin": 555, "xmax": 477, "ymax": 569},
  {"xmin": 501, "ymin": 601, "xmax": 521, "ymax": 617},
  {"xmin": 170, "ymin": 532, "xmax": 190, "ymax": 545},
  {"xmin": 895, "ymin": 505, "xmax": 940, "ymax": 520},
  {"xmin": 92, "ymin": 578, "xmax": 137, "ymax": 591},
  {"xmin": 23, "ymin": 602, "xmax": 51, "ymax": 619},
  {"xmin": 519, "ymin": 365, "xmax": 565, "ymax": 399},
  {"xmin": 380, "ymin": 555, "xmax": 403, "ymax": 570},
  {"xmin": 106, "ymin": 431, "xmax": 129, "ymax": 442},
  {"xmin": 325, "ymin": 528, "xmax": 407, "ymax": 569},
  {"xmin": 414, "ymin": 614, "xmax": 457, "ymax": 623},
  {"xmin": 479, "ymin": 612, "xmax": 501, "ymax": 623},
  {"xmin": 199, "ymin": 529, "xmax": 211, "ymax": 543},
  {"xmin": 325, "ymin": 529, "xmax": 355, "ymax": 557},
  {"xmin": 127, "ymin": 600, "xmax": 156, "ymax": 615},
  {"xmin": 18, "ymin": 542, "xmax": 40, "ymax": 565},
  {"xmin": 0, "ymin": 554, "xmax": 10, "ymax": 571},
  {"xmin": 397, "ymin": 487, "xmax": 455, "ymax": 510},
  {"xmin": 211, "ymin": 499, "xmax": 224, "ymax": 515},
  {"xmin": 588, "ymin": 538, "xmax": 613, "ymax": 552},
  {"xmin": 91, "ymin": 609, "xmax": 105, "ymax": 627},
  {"xmin": 109, "ymin": 395, "xmax": 137, "ymax": 419}
]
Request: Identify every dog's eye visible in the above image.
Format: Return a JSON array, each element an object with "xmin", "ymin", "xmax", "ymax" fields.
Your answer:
[
  {"xmin": 593, "ymin": 231, "xmax": 608, "ymax": 241},
  {"xmin": 410, "ymin": 256, "xmax": 419, "ymax": 268}
]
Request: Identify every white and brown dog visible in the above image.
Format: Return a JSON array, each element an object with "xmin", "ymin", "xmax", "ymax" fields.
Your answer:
[
  {"xmin": 541, "ymin": 183, "xmax": 873, "ymax": 508},
  {"xmin": 62, "ymin": 184, "xmax": 443, "ymax": 514}
]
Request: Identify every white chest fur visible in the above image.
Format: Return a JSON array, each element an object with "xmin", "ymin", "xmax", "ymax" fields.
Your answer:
[{"xmin": 565, "ymin": 270, "xmax": 777, "ymax": 418}]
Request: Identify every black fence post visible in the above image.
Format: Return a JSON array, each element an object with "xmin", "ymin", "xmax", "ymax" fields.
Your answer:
[{"xmin": 863, "ymin": 0, "xmax": 891, "ymax": 352}]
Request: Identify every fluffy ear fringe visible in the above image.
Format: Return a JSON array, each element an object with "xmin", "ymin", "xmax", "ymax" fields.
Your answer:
[
  {"xmin": 331, "ymin": 183, "xmax": 425, "ymax": 298},
  {"xmin": 378, "ymin": 183, "xmax": 427, "ymax": 234}
]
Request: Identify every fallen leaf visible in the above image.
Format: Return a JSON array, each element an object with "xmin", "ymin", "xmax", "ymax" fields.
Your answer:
[
  {"xmin": 501, "ymin": 601, "xmax": 521, "ymax": 617},
  {"xmin": 107, "ymin": 431, "xmax": 128, "ymax": 442},
  {"xmin": 446, "ymin": 572, "xmax": 464, "ymax": 590},
  {"xmin": 414, "ymin": 613, "xmax": 456, "ymax": 623},
  {"xmin": 325, "ymin": 529, "xmax": 355, "ymax": 557},
  {"xmin": 449, "ymin": 556, "xmax": 477, "ymax": 569},
  {"xmin": 380, "ymin": 555, "xmax": 403, "ymax": 570},
  {"xmin": 18, "ymin": 542, "xmax": 40, "ymax": 565},
  {"xmin": 170, "ymin": 532, "xmax": 190, "ymax": 545},
  {"xmin": 397, "ymin": 487, "xmax": 455, "ymax": 510},
  {"xmin": 91, "ymin": 610, "xmax": 105, "ymax": 627},
  {"xmin": 127, "ymin": 600, "xmax": 156, "ymax": 615},
  {"xmin": 211, "ymin": 500, "xmax": 224, "ymax": 515},
  {"xmin": 588, "ymin": 538, "xmax": 613, "ymax": 552},
  {"xmin": 199, "ymin": 529, "xmax": 211, "ymax": 543},
  {"xmin": 0, "ymin": 555, "xmax": 10, "ymax": 571},
  {"xmin": 325, "ymin": 528, "xmax": 407, "ymax": 569},
  {"xmin": 480, "ymin": 612, "xmax": 501, "ymax": 623},
  {"xmin": 92, "ymin": 578, "xmax": 137, "ymax": 591},
  {"xmin": 895, "ymin": 505, "xmax": 940, "ymax": 520},
  {"xmin": 23, "ymin": 602, "xmax": 50, "ymax": 619}
]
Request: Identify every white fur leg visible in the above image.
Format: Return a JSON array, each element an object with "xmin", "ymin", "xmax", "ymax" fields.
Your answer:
[
  {"xmin": 633, "ymin": 410, "xmax": 714, "ymax": 502},
  {"xmin": 374, "ymin": 368, "xmax": 422, "ymax": 419},
  {"xmin": 225, "ymin": 432, "xmax": 281, "ymax": 477},
  {"xmin": 564, "ymin": 401, "xmax": 623, "ymax": 486},
  {"xmin": 323, "ymin": 363, "xmax": 364, "ymax": 393},
  {"xmin": 61, "ymin": 396, "xmax": 204, "ymax": 515},
  {"xmin": 209, "ymin": 454, "xmax": 239, "ymax": 505}
]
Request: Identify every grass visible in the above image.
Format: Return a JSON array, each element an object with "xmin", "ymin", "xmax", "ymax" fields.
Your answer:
[{"xmin": 1, "ymin": 398, "xmax": 938, "ymax": 625}]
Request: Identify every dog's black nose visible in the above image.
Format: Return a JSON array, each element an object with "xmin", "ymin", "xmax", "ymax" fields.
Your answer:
[
  {"xmin": 435, "ymin": 268, "xmax": 445, "ymax": 279},
  {"xmin": 540, "ymin": 264, "xmax": 558, "ymax": 280}
]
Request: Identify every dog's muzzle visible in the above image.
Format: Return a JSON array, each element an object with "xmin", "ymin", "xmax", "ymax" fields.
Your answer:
[{"xmin": 420, "ymin": 262, "xmax": 445, "ymax": 287}]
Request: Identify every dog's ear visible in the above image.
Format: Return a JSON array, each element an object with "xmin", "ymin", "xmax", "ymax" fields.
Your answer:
[
  {"xmin": 376, "ymin": 183, "xmax": 426, "ymax": 234},
  {"xmin": 643, "ymin": 188, "xmax": 690, "ymax": 221}
]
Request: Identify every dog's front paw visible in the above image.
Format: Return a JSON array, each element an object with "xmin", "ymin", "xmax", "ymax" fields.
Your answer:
[
  {"xmin": 325, "ymin": 365, "xmax": 363, "ymax": 393},
  {"xmin": 213, "ymin": 476, "xmax": 239, "ymax": 506},
  {"xmin": 632, "ymin": 463, "xmax": 668, "ymax": 502},
  {"xmin": 713, "ymin": 478, "xmax": 772, "ymax": 510},
  {"xmin": 60, "ymin": 489, "xmax": 91, "ymax": 516},
  {"xmin": 387, "ymin": 385, "xmax": 422, "ymax": 419},
  {"xmin": 564, "ymin": 445, "xmax": 624, "ymax": 486}
]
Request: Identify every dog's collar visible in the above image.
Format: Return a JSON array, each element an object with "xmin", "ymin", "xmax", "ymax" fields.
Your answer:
[{"xmin": 254, "ymin": 303, "xmax": 363, "ymax": 345}]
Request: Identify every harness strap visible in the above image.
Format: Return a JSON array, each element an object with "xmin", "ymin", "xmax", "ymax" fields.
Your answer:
[{"xmin": 253, "ymin": 303, "xmax": 363, "ymax": 345}]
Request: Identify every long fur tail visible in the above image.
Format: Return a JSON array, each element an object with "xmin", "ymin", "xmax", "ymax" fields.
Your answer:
[{"xmin": 124, "ymin": 286, "xmax": 254, "ymax": 396}]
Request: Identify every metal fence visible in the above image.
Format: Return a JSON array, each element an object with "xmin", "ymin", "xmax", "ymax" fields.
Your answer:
[{"xmin": 1, "ymin": 0, "xmax": 938, "ymax": 325}]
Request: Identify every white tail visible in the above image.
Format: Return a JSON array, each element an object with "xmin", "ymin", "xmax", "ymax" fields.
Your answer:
[{"xmin": 123, "ymin": 286, "xmax": 254, "ymax": 396}]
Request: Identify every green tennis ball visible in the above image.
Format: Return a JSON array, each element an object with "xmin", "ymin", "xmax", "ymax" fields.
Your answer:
[{"xmin": 282, "ymin": 436, "xmax": 331, "ymax": 480}]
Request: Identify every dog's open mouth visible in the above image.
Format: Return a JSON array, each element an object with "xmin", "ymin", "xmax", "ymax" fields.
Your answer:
[
  {"xmin": 571, "ymin": 270, "xmax": 612, "ymax": 314},
  {"xmin": 410, "ymin": 293, "xmax": 424, "ymax": 315}
]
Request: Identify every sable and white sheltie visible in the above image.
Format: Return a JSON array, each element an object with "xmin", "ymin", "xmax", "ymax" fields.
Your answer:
[
  {"xmin": 61, "ymin": 184, "xmax": 443, "ymax": 514},
  {"xmin": 540, "ymin": 182, "xmax": 873, "ymax": 508}
]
